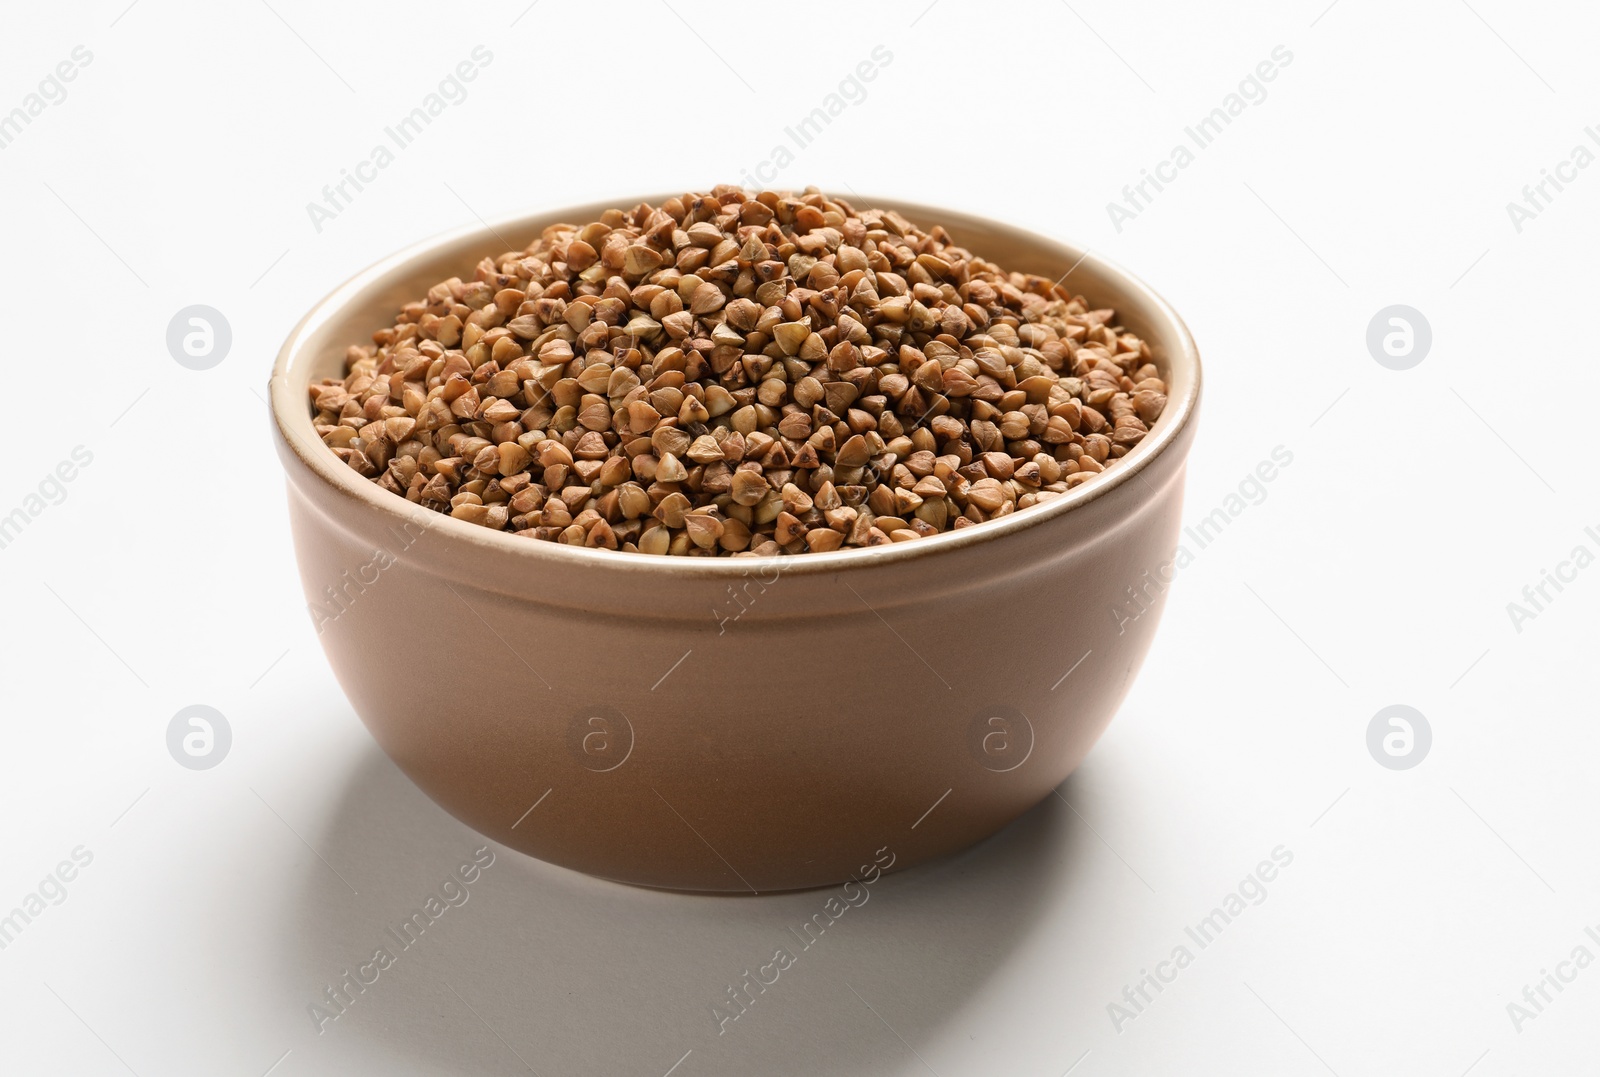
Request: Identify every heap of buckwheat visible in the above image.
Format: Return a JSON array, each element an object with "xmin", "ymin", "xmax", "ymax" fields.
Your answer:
[{"xmin": 310, "ymin": 187, "xmax": 1166, "ymax": 557}]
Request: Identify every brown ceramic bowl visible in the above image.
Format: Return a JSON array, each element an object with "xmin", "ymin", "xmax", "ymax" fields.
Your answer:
[{"xmin": 270, "ymin": 195, "xmax": 1201, "ymax": 893}]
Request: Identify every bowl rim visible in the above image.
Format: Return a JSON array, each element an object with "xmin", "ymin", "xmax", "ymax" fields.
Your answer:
[{"xmin": 270, "ymin": 193, "xmax": 1201, "ymax": 580}]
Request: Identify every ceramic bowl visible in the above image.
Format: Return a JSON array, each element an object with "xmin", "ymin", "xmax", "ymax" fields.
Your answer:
[{"xmin": 269, "ymin": 195, "xmax": 1201, "ymax": 893}]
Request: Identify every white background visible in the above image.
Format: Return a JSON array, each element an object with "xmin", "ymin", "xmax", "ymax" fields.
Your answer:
[{"xmin": 2, "ymin": 1, "xmax": 1596, "ymax": 1074}]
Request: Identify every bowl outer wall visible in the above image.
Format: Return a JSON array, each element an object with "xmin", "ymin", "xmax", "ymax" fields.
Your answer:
[{"xmin": 270, "ymin": 195, "xmax": 1201, "ymax": 892}]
